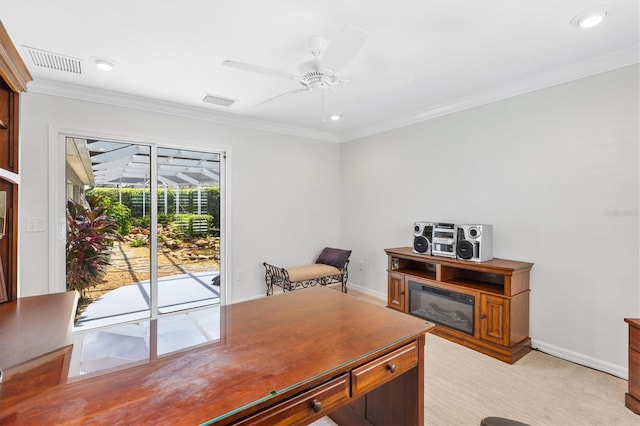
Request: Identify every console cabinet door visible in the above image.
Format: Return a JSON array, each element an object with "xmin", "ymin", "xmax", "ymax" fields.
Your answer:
[
  {"xmin": 480, "ymin": 294, "xmax": 509, "ymax": 346},
  {"xmin": 387, "ymin": 272, "xmax": 407, "ymax": 312}
]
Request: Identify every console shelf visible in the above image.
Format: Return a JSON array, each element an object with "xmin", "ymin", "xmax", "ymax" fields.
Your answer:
[{"xmin": 385, "ymin": 247, "xmax": 534, "ymax": 364}]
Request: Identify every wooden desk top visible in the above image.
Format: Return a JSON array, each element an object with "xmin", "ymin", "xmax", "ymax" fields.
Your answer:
[
  {"xmin": 0, "ymin": 291, "xmax": 77, "ymax": 370},
  {"xmin": 0, "ymin": 287, "xmax": 433, "ymax": 424}
]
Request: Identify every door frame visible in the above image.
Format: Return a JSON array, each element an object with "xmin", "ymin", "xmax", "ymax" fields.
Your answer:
[{"xmin": 48, "ymin": 126, "xmax": 230, "ymax": 306}]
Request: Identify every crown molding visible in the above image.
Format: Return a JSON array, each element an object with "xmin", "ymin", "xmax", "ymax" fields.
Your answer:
[
  {"xmin": 25, "ymin": 79, "xmax": 341, "ymax": 143},
  {"xmin": 340, "ymin": 46, "xmax": 640, "ymax": 142},
  {"xmin": 24, "ymin": 45, "xmax": 638, "ymax": 145},
  {"xmin": 0, "ymin": 21, "xmax": 32, "ymax": 92}
]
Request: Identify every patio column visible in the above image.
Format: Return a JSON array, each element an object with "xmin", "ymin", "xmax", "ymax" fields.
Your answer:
[
  {"xmin": 163, "ymin": 183, "xmax": 168, "ymax": 215},
  {"xmin": 175, "ymin": 185, "xmax": 180, "ymax": 214},
  {"xmin": 197, "ymin": 185, "xmax": 202, "ymax": 215}
]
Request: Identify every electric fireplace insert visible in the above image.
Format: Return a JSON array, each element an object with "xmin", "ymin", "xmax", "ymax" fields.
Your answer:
[{"xmin": 408, "ymin": 280, "xmax": 474, "ymax": 335}]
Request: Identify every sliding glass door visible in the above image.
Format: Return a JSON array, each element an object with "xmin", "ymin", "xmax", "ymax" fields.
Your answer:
[{"xmin": 65, "ymin": 137, "xmax": 222, "ymax": 329}]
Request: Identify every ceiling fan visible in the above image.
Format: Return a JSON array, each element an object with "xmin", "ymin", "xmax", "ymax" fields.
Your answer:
[{"xmin": 222, "ymin": 24, "xmax": 368, "ymax": 106}]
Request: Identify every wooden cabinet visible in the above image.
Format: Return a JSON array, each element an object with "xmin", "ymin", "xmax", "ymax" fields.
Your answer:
[
  {"xmin": 480, "ymin": 293, "xmax": 508, "ymax": 346},
  {"xmin": 387, "ymin": 271, "xmax": 407, "ymax": 312},
  {"xmin": 0, "ymin": 79, "xmax": 19, "ymax": 173},
  {"xmin": 385, "ymin": 247, "xmax": 533, "ymax": 364},
  {"xmin": 0, "ymin": 23, "xmax": 31, "ymax": 303},
  {"xmin": 625, "ymin": 318, "xmax": 640, "ymax": 414}
]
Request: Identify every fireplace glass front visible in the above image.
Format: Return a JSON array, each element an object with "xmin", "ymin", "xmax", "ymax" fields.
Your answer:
[{"xmin": 408, "ymin": 281, "xmax": 474, "ymax": 335}]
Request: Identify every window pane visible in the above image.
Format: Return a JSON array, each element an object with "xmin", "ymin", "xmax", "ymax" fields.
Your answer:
[
  {"xmin": 67, "ymin": 138, "xmax": 152, "ymax": 329},
  {"xmin": 156, "ymin": 147, "xmax": 221, "ymax": 314}
]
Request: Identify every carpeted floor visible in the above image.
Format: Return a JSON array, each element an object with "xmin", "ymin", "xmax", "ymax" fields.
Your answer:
[
  {"xmin": 306, "ymin": 285, "xmax": 638, "ymax": 425},
  {"xmin": 423, "ymin": 333, "xmax": 636, "ymax": 425}
]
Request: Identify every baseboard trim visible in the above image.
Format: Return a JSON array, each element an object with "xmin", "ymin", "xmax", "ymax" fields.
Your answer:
[
  {"xmin": 346, "ymin": 282, "xmax": 386, "ymax": 301},
  {"xmin": 532, "ymin": 339, "xmax": 627, "ymax": 380}
]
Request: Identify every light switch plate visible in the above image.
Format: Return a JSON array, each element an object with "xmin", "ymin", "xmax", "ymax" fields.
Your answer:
[{"xmin": 26, "ymin": 217, "xmax": 46, "ymax": 232}]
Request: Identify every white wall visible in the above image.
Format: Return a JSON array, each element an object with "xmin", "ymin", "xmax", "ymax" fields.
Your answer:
[
  {"xmin": 19, "ymin": 93, "xmax": 341, "ymax": 302},
  {"xmin": 17, "ymin": 65, "xmax": 639, "ymax": 377},
  {"xmin": 340, "ymin": 65, "xmax": 640, "ymax": 377}
]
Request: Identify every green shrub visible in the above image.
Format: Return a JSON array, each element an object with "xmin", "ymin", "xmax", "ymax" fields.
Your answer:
[
  {"xmin": 85, "ymin": 186, "xmax": 220, "ymax": 229},
  {"xmin": 106, "ymin": 202, "xmax": 132, "ymax": 235},
  {"xmin": 66, "ymin": 194, "xmax": 123, "ymax": 296},
  {"xmin": 129, "ymin": 238, "xmax": 146, "ymax": 248},
  {"xmin": 131, "ymin": 215, "xmax": 150, "ymax": 228},
  {"xmin": 171, "ymin": 213, "xmax": 214, "ymax": 237},
  {"xmin": 158, "ymin": 212, "xmax": 174, "ymax": 224}
]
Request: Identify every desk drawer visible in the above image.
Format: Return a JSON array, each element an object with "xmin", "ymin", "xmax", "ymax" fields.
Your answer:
[
  {"xmin": 351, "ymin": 341, "xmax": 418, "ymax": 397},
  {"xmin": 235, "ymin": 373, "xmax": 349, "ymax": 426}
]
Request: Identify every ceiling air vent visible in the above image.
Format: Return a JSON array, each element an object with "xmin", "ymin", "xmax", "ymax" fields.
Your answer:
[
  {"xmin": 24, "ymin": 46, "xmax": 82, "ymax": 74},
  {"xmin": 202, "ymin": 94, "xmax": 237, "ymax": 107}
]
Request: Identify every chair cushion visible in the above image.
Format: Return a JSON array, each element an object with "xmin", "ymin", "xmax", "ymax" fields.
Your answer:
[
  {"xmin": 286, "ymin": 264, "xmax": 342, "ymax": 282},
  {"xmin": 315, "ymin": 247, "xmax": 351, "ymax": 270}
]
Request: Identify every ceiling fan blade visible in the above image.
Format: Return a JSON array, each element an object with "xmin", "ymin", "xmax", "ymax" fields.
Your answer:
[
  {"xmin": 321, "ymin": 24, "xmax": 368, "ymax": 74},
  {"xmin": 257, "ymin": 87, "xmax": 309, "ymax": 106},
  {"xmin": 222, "ymin": 60, "xmax": 296, "ymax": 81}
]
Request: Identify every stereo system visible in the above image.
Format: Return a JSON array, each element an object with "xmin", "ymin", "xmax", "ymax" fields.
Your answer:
[
  {"xmin": 413, "ymin": 221, "xmax": 493, "ymax": 262},
  {"xmin": 413, "ymin": 222, "xmax": 434, "ymax": 255},
  {"xmin": 456, "ymin": 224, "xmax": 493, "ymax": 262},
  {"xmin": 432, "ymin": 222, "xmax": 456, "ymax": 258}
]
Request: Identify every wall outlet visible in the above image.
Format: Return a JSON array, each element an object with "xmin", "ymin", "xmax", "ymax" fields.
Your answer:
[
  {"xmin": 359, "ymin": 260, "xmax": 365, "ymax": 271},
  {"xmin": 237, "ymin": 269, "xmax": 244, "ymax": 281}
]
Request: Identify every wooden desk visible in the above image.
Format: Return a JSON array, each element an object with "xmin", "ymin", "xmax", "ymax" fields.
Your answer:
[{"xmin": 0, "ymin": 287, "xmax": 433, "ymax": 425}]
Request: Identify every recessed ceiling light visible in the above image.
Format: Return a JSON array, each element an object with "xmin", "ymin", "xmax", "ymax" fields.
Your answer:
[
  {"xmin": 571, "ymin": 9, "xmax": 607, "ymax": 29},
  {"xmin": 329, "ymin": 114, "xmax": 342, "ymax": 121},
  {"xmin": 94, "ymin": 58, "xmax": 116, "ymax": 71}
]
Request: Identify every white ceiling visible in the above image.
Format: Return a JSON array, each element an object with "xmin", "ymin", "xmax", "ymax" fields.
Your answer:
[{"xmin": 1, "ymin": 0, "xmax": 638, "ymax": 142}]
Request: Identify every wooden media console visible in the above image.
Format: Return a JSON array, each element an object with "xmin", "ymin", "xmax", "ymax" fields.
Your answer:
[{"xmin": 385, "ymin": 247, "xmax": 533, "ymax": 364}]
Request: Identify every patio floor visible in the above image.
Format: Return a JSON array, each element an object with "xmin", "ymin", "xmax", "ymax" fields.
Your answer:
[{"xmin": 74, "ymin": 271, "xmax": 220, "ymax": 330}]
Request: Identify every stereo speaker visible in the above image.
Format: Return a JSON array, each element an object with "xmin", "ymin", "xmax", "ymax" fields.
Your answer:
[
  {"xmin": 455, "ymin": 224, "xmax": 493, "ymax": 262},
  {"xmin": 413, "ymin": 222, "xmax": 435, "ymax": 255}
]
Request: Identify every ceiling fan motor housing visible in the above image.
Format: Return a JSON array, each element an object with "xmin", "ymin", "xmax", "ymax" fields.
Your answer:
[{"xmin": 298, "ymin": 60, "xmax": 332, "ymax": 89}]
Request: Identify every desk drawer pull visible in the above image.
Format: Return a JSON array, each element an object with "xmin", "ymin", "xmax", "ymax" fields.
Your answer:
[
  {"xmin": 387, "ymin": 363, "xmax": 396, "ymax": 373},
  {"xmin": 310, "ymin": 399, "xmax": 322, "ymax": 413}
]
